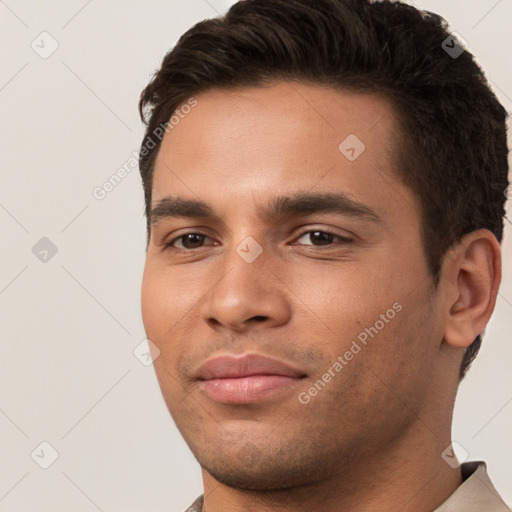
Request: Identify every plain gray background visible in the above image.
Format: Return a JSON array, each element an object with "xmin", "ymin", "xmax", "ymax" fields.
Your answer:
[{"xmin": 0, "ymin": 0, "xmax": 511, "ymax": 510}]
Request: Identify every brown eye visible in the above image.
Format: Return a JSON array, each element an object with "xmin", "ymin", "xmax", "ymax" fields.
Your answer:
[
  {"xmin": 293, "ymin": 229, "xmax": 353, "ymax": 247},
  {"xmin": 166, "ymin": 233, "xmax": 212, "ymax": 250}
]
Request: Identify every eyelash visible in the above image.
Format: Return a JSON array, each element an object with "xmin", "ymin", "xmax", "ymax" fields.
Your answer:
[{"xmin": 163, "ymin": 228, "xmax": 353, "ymax": 251}]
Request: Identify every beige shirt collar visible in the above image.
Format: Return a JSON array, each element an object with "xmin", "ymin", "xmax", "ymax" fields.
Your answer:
[
  {"xmin": 434, "ymin": 461, "xmax": 510, "ymax": 511},
  {"xmin": 185, "ymin": 461, "xmax": 511, "ymax": 512}
]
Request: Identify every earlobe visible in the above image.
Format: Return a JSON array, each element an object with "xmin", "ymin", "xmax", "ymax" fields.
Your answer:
[{"xmin": 443, "ymin": 229, "xmax": 501, "ymax": 349}]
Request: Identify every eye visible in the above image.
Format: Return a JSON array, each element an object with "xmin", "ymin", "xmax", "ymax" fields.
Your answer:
[
  {"xmin": 163, "ymin": 228, "xmax": 353, "ymax": 252},
  {"xmin": 292, "ymin": 229, "xmax": 353, "ymax": 247},
  {"xmin": 165, "ymin": 232, "xmax": 215, "ymax": 250}
]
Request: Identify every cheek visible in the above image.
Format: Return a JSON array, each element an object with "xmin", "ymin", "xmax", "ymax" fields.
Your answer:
[
  {"xmin": 141, "ymin": 263, "xmax": 192, "ymax": 336},
  {"xmin": 287, "ymin": 261, "xmax": 395, "ymax": 337},
  {"xmin": 290, "ymin": 259, "xmax": 421, "ymax": 383},
  {"xmin": 140, "ymin": 267, "xmax": 165, "ymax": 338},
  {"xmin": 141, "ymin": 270, "xmax": 185, "ymax": 374},
  {"xmin": 140, "ymin": 263, "xmax": 207, "ymax": 378},
  {"xmin": 141, "ymin": 268, "xmax": 185, "ymax": 396}
]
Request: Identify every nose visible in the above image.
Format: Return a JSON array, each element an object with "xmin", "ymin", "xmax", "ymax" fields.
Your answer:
[{"xmin": 198, "ymin": 244, "xmax": 291, "ymax": 333}]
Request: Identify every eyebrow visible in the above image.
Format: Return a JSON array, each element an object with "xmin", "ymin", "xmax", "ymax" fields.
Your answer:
[{"xmin": 150, "ymin": 192, "xmax": 382, "ymax": 227}]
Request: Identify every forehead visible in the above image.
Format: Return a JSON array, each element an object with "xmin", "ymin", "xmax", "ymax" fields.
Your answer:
[
  {"xmin": 155, "ymin": 81, "xmax": 398, "ymax": 170},
  {"xmin": 151, "ymin": 81, "xmax": 415, "ymax": 225}
]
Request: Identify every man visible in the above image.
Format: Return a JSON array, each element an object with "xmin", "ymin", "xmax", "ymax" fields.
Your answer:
[{"xmin": 137, "ymin": 0, "xmax": 511, "ymax": 510}]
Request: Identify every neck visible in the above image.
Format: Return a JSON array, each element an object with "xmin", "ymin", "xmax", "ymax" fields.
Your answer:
[{"xmin": 200, "ymin": 415, "xmax": 463, "ymax": 512}]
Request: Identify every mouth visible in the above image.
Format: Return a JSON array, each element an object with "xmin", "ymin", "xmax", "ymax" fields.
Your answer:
[
  {"xmin": 195, "ymin": 352, "xmax": 307, "ymax": 404},
  {"xmin": 199, "ymin": 374, "xmax": 307, "ymax": 404}
]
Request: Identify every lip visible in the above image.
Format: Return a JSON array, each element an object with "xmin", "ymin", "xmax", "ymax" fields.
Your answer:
[
  {"xmin": 196, "ymin": 353, "xmax": 307, "ymax": 404},
  {"xmin": 196, "ymin": 352, "xmax": 306, "ymax": 380}
]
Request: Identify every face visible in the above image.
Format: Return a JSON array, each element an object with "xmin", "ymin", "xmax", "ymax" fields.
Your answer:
[{"xmin": 141, "ymin": 81, "xmax": 447, "ymax": 490}]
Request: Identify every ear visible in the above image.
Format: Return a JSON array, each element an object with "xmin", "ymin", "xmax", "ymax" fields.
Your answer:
[{"xmin": 443, "ymin": 229, "xmax": 502, "ymax": 348}]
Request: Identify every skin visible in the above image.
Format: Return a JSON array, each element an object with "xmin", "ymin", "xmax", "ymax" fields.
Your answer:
[{"xmin": 141, "ymin": 81, "xmax": 501, "ymax": 512}]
